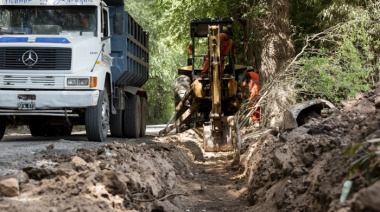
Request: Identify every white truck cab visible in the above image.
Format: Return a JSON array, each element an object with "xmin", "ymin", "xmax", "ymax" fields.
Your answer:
[{"xmin": 0, "ymin": 0, "xmax": 149, "ymax": 141}]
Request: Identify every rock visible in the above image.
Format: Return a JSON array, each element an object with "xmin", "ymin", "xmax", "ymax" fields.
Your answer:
[
  {"xmin": 113, "ymin": 141, "xmax": 123, "ymax": 149},
  {"xmin": 266, "ymin": 127, "xmax": 279, "ymax": 137},
  {"xmin": 336, "ymin": 208, "xmax": 350, "ymax": 212},
  {"xmin": 46, "ymin": 144, "xmax": 54, "ymax": 150},
  {"xmin": 0, "ymin": 178, "xmax": 19, "ymax": 197},
  {"xmin": 270, "ymin": 171, "xmax": 279, "ymax": 181},
  {"xmin": 96, "ymin": 170, "xmax": 127, "ymax": 195},
  {"xmin": 273, "ymin": 146, "xmax": 294, "ymax": 174},
  {"xmin": 375, "ymin": 96, "xmax": 380, "ymax": 107},
  {"xmin": 0, "ymin": 173, "xmax": 29, "ymax": 184},
  {"xmin": 355, "ymin": 92, "xmax": 363, "ymax": 100},
  {"xmin": 23, "ymin": 167, "xmax": 67, "ymax": 180},
  {"xmin": 296, "ymin": 185, "xmax": 308, "ymax": 194},
  {"xmin": 72, "ymin": 156, "xmax": 87, "ymax": 171},
  {"xmin": 97, "ymin": 148, "xmax": 105, "ymax": 155},
  {"xmin": 291, "ymin": 167, "xmax": 305, "ymax": 177},
  {"xmin": 72, "ymin": 156, "xmax": 87, "ymax": 167},
  {"xmin": 301, "ymin": 153, "xmax": 314, "ymax": 166},
  {"xmin": 352, "ymin": 125, "xmax": 360, "ymax": 131},
  {"xmin": 351, "ymin": 180, "xmax": 380, "ymax": 211}
]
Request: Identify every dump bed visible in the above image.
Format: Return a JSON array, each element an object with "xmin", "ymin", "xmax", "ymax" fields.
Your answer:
[{"xmin": 107, "ymin": 1, "xmax": 149, "ymax": 88}]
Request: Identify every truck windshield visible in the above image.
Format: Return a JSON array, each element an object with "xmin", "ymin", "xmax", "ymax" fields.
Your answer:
[{"xmin": 0, "ymin": 6, "xmax": 97, "ymax": 36}]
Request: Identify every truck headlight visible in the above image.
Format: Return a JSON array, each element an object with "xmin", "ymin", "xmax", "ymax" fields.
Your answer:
[
  {"xmin": 78, "ymin": 79, "xmax": 89, "ymax": 86},
  {"xmin": 67, "ymin": 78, "xmax": 78, "ymax": 86},
  {"xmin": 67, "ymin": 78, "xmax": 90, "ymax": 86}
]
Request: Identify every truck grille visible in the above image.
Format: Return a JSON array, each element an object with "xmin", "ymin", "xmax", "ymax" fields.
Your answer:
[
  {"xmin": 0, "ymin": 47, "xmax": 72, "ymax": 70},
  {"xmin": 0, "ymin": 75, "xmax": 64, "ymax": 88}
]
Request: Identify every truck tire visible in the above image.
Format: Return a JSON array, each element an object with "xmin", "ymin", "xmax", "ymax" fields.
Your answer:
[
  {"xmin": 140, "ymin": 96, "xmax": 147, "ymax": 137},
  {"xmin": 124, "ymin": 95, "xmax": 141, "ymax": 138},
  {"xmin": 30, "ymin": 124, "xmax": 72, "ymax": 137},
  {"xmin": 110, "ymin": 109, "xmax": 124, "ymax": 137},
  {"xmin": 175, "ymin": 75, "xmax": 191, "ymax": 133},
  {"xmin": 174, "ymin": 75, "xmax": 191, "ymax": 106},
  {"xmin": 85, "ymin": 89, "xmax": 110, "ymax": 142},
  {"xmin": 0, "ymin": 120, "xmax": 6, "ymax": 141},
  {"xmin": 29, "ymin": 124, "xmax": 44, "ymax": 136},
  {"xmin": 52, "ymin": 124, "xmax": 72, "ymax": 136}
]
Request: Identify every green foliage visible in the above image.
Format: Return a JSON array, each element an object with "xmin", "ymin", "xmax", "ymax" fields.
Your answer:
[
  {"xmin": 124, "ymin": 0, "xmax": 251, "ymax": 124},
  {"xmin": 124, "ymin": 0, "xmax": 186, "ymax": 124},
  {"xmin": 122, "ymin": 0, "xmax": 378, "ymax": 123},
  {"xmin": 294, "ymin": 3, "xmax": 379, "ymax": 103}
]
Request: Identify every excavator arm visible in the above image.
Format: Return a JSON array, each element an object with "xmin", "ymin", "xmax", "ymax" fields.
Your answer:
[{"xmin": 204, "ymin": 25, "xmax": 233, "ymax": 152}]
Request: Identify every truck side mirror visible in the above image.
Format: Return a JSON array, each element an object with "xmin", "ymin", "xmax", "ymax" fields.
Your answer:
[{"xmin": 113, "ymin": 13, "xmax": 123, "ymax": 35}]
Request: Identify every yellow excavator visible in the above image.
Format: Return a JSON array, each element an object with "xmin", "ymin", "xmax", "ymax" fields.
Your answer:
[{"xmin": 160, "ymin": 18, "xmax": 246, "ymax": 151}]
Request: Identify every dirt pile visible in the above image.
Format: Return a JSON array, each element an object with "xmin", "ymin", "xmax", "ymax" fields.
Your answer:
[
  {"xmin": 0, "ymin": 83, "xmax": 378, "ymax": 212},
  {"xmin": 0, "ymin": 142, "xmax": 194, "ymax": 211},
  {"xmin": 239, "ymin": 82, "xmax": 380, "ymax": 211}
]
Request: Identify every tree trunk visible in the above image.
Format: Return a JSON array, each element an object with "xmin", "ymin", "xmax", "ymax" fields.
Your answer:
[
  {"xmin": 252, "ymin": 0, "xmax": 295, "ymax": 127},
  {"xmin": 234, "ymin": 5, "xmax": 256, "ymax": 66}
]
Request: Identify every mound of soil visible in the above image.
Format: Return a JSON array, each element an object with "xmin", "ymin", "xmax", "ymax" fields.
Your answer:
[
  {"xmin": 0, "ymin": 142, "xmax": 195, "ymax": 211},
  {"xmin": 0, "ymin": 82, "xmax": 378, "ymax": 212},
  {"xmin": 239, "ymin": 82, "xmax": 380, "ymax": 212}
]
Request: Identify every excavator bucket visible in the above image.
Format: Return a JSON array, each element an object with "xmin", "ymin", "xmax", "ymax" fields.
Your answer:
[{"xmin": 203, "ymin": 123, "xmax": 233, "ymax": 152}]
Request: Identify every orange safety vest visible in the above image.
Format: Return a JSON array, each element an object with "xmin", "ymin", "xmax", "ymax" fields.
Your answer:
[
  {"xmin": 248, "ymin": 71, "xmax": 260, "ymax": 122},
  {"xmin": 201, "ymin": 33, "xmax": 232, "ymax": 75},
  {"xmin": 248, "ymin": 72, "xmax": 260, "ymax": 100}
]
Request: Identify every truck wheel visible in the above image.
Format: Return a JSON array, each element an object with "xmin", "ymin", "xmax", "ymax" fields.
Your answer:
[
  {"xmin": 30, "ymin": 124, "xmax": 72, "ymax": 137},
  {"xmin": 110, "ymin": 109, "xmax": 124, "ymax": 137},
  {"xmin": 50, "ymin": 124, "xmax": 72, "ymax": 136},
  {"xmin": 29, "ymin": 124, "xmax": 44, "ymax": 136},
  {"xmin": 140, "ymin": 96, "xmax": 147, "ymax": 137},
  {"xmin": 85, "ymin": 89, "xmax": 110, "ymax": 142},
  {"xmin": 175, "ymin": 75, "xmax": 191, "ymax": 133},
  {"xmin": 174, "ymin": 75, "xmax": 191, "ymax": 106},
  {"xmin": 124, "ymin": 95, "xmax": 141, "ymax": 138},
  {"xmin": 0, "ymin": 120, "xmax": 6, "ymax": 140}
]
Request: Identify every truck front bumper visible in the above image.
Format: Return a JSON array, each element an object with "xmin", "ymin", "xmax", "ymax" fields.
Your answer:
[{"xmin": 0, "ymin": 90, "xmax": 99, "ymax": 110}]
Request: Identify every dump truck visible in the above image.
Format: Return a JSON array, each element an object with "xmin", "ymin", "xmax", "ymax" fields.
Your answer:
[
  {"xmin": 0, "ymin": 0, "xmax": 148, "ymax": 141},
  {"xmin": 160, "ymin": 18, "xmax": 246, "ymax": 151}
]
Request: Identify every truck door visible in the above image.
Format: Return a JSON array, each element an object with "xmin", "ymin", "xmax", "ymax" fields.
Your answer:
[{"xmin": 100, "ymin": 5, "xmax": 111, "ymax": 66}]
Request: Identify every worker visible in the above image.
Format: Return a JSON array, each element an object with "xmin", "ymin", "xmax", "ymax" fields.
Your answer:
[
  {"xmin": 79, "ymin": 13, "xmax": 95, "ymax": 31},
  {"xmin": 201, "ymin": 33, "xmax": 233, "ymax": 75},
  {"xmin": 241, "ymin": 66, "xmax": 260, "ymax": 124},
  {"xmin": 82, "ymin": 16, "xmax": 90, "ymax": 29}
]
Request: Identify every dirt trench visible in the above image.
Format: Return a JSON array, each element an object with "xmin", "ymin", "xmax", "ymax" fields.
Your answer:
[
  {"xmin": 0, "ymin": 83, "xmax": 379, "ymax": 212},
  {"xmin": 238, "ymin": 82, "xmax": 380, "ymax": 212},
  {"xmin": 0, "ymin": 129, "xmax": 250, "ymax": 212}
]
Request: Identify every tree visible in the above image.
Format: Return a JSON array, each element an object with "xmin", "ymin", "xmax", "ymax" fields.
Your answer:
[{"xmin": 250, "ymin": 0, "xmax": 295, "ymax": 127}]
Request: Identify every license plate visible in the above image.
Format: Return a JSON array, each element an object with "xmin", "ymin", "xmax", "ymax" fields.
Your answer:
[{"xmin": 18, "ymin": 95, "xmax": 36, "ymax": 110}]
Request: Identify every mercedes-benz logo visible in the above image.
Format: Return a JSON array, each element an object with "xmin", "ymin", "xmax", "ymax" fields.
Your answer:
[{"xmin": 22, "ymin": 50, "xmax": 38, "ymax": 66}]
